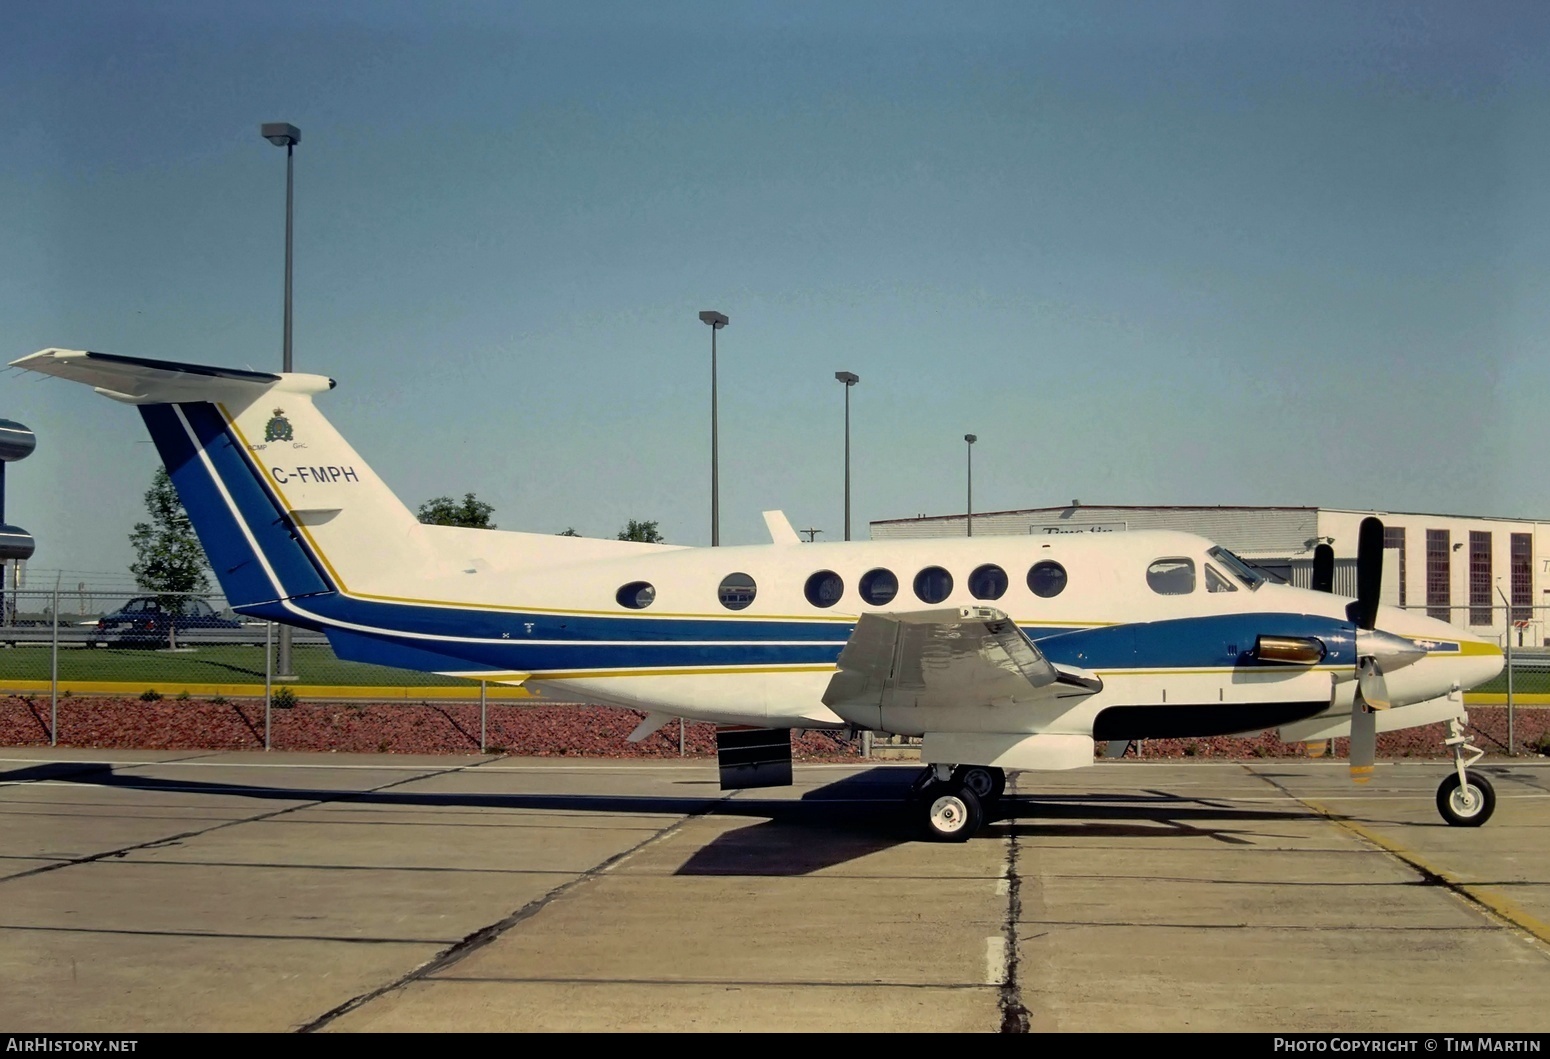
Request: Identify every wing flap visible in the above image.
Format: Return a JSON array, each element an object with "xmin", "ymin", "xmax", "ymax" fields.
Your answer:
[{"xmin": 822, "ymin": 606, "xmax": 1101, "ymax": 712}]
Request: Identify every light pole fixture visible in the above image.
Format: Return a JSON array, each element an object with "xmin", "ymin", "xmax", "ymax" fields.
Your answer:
[
  {"xmin": 260, "ymin": 123, "xmax": 300, "ymax": 373},
  {"xmin": 261, "ymin": 122, "xmax": 300, "ymax": 680},
  {"xmin": 699, "ymin": 310, "xmax": 728, "ymax": 546},
  {"xmin": 835, "ymin": 371, "xmax": 859, "ymax": 541},
  {"xmin": 964, "ymin": 434, "xmax": 977, "ymax": 537}
]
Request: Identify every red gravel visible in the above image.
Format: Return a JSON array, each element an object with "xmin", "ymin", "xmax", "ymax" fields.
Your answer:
[{"xmin": 0, "ymin": 694, "xmax": 1545, "ymax": 760}]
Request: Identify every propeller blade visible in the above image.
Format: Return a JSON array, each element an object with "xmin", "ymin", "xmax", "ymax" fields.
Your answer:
[
  {"xmin": 1357, "ymin": 656, "xmax": 1393, "ymax": 710},
  {"xmin": 1354, "ymin": 516, "xmax": 1384, "ymax": 631},
  {"xmin": 1312, "ymin": 543, "xmax": 1334, "ymax": 593},
  {"xmin": 1349, "ymin": 698, "xmax": 1376, "ymax": 784}
]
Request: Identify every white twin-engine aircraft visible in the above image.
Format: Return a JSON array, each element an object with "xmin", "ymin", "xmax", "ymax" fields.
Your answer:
[{"xmin": 13, "ymin": 349, "xmax": 1507, "ymax": 840}]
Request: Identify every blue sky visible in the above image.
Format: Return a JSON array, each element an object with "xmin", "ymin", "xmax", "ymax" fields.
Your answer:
[{"xmin": 5, "ymin": 1, "xmax": 1550, "ymax": 585}]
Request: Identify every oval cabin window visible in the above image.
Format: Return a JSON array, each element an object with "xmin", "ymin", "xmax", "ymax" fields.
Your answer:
[
  {"xmin": 805, "ymin": 570, "xmax": 844, "ymax": 608},
  {"xmin": 859, "ymin": 568, "xmax": 898, "ymax": 606},
  {"xmin": 913, "ymin": 566, "xmax": 953, "ymax": 604},
  {"xmin": 717, "ymin": 572, "xmax": 757, "ymax": 610},
  {"xmin": 968, "ymin": 564, "xmax": 1008, "ymax": 600},
  {"xmin": 1027, "ymin": 561, "xmax": 1067, "ymax": 599},
  {"xmin": 616, "ymin": 581, "xmax": 656, "ymax": 609}
]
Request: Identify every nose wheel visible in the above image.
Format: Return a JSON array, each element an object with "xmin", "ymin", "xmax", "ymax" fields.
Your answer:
[{"xmin": 1437, "ymin": 716, "xmax": 1495, "ymax": 827}]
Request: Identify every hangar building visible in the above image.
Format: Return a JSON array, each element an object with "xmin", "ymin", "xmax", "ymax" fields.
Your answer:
[{"xmin": 870, "ymin": 504, "xmax": 1549, "ymax": 646}]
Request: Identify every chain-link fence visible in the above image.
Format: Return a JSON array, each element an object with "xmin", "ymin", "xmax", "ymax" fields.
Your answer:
[{"xmin": 0, "ymin": 588, "xmax": 520, "ymax": 750}]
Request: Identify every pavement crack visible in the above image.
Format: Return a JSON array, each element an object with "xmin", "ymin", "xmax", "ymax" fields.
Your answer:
[
  {"xmin": 296, "ymin": 793, "xmax": 723, "ymax": 1033},
  {"xmin": 0, "ymin": 760, "xmax": 477, "ymax": 884},
  {"xmin": 1243, "ymin": 763, "xmax": 1550, "ymax": 957},
  {"xmin": 998, "ymin": 827, "xmax": 1030, "ymax": 1033}
]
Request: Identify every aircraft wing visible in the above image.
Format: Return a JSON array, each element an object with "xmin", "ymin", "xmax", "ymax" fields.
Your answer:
[{"xmin": 822, "ymin": 606, "xmax": 1102, "ymax": 712}]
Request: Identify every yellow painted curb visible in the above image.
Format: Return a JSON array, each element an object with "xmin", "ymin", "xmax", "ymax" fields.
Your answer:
[
  {"xmin": 0, "ymin": 680, "xmax": 537, "ymax": 701},
  {"xmin": 1464, "ymin": 693, "xmax": 1550, "ymax": 706}
]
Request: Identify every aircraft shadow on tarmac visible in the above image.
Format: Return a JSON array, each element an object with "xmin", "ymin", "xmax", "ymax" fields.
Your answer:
[{"xmin": 3, "ymin": 760, "xmax": 1321, "ymax": 875}]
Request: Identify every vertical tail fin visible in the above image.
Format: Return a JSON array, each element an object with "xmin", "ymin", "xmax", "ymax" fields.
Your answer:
[{"xmin": 12, "ymin": 349, "xmax": 434, "ymax": 612}]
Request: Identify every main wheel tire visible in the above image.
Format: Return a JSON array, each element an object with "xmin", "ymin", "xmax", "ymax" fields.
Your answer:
[
  {"xmin": 920, "ymin": 783, "xmax": 984, "ymax": 842},
  {"xmin": 1436, "ymin": 771, "xmax": 1496, "ymax": 827},
  {"xmin": 953, "ymin": 765, "xmax": 1006, "ymax": 801}
]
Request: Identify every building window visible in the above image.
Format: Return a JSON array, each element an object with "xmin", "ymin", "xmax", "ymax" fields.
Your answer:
[
  {"xmin": 1469, "ymin": 532, "xmax": 1492, "ymax": 626},
  {"xmin": 1383, "ymin": 526, "xmax": 1406, "ymax": 608},
  {"xmin": 1512, "ymin": 533, "xmax": 1532, "ymax": 624},
  {"xmin": 1426, "ymin": 530, "xmax": 1450, "ymax": 622}
]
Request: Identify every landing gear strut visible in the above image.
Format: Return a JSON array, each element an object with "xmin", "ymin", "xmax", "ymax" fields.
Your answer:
[
  {"xmin": 909, "ymin": 764, "xmax": 1005, "ymax": 841},
  {"xmin": 1437, "ymin": 716, "xmax": 1495, "ymax": 827}
]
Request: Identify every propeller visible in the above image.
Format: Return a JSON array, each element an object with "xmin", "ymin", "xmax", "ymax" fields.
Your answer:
[
  {"xmin": 1348, "ymin": 517, "xmax": 1384, "ymax": 782},
  {"xmin": 1312, "ymin": 543, "xmax": 1334, "ymax": 593},
  {"xmin": 1347, "ymin": 516, "xmax": 1430, "ymax": 783}
]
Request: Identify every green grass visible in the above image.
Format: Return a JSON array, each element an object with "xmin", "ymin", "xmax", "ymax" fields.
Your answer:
[
  {"xmin": 0, "ymin": 643, "xmax": 478, "ymax": 687},
  {"xmin": 1475, "ymin": 668, "xmax": 1550, "ymax": 695}
]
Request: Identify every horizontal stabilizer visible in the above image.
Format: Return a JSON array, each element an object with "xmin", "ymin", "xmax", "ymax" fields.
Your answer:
[{"xmin": 11, "ymin": 349, "xmax": 334, "ymax": 403}]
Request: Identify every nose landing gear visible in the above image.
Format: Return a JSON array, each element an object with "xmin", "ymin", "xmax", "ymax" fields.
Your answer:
[{"xmin": 1437, "ymin": 716, "xmax": 1495, "ymax": 827}]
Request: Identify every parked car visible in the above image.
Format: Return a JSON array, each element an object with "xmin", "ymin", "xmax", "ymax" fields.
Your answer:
[{"xmin": 94, "ymin": 596, "xmax": 242, "ymax": 644}]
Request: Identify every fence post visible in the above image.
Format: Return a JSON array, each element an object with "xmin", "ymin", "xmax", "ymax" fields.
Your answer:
[
  {"xmin": 50, "ymin": 578, "xmax": 59, "ymax": 747},
  {"xmin": 264, "ymin": 621, "xmax": 273, "ymax": 752},
  {"xmin": 1496, "ymin": 590, "xmax": 1514, "ymax": 756},
  {"xmin": 479, "ymin": 679, "xmax": 487, "ymax": 754}
]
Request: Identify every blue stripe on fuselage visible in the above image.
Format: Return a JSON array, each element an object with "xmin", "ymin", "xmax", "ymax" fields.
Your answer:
[{"xmin": 276, "ymin": 588, "xmax": 1356, "ymax": 677}]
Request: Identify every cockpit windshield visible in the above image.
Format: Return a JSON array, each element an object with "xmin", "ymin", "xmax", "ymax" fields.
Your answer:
[{"xmin": 1207, "ymin": 546, "xmax": 1269, "ymax": 589}]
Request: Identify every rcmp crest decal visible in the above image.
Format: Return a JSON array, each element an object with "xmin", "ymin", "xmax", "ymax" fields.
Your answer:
[{"xmin": 264, "ymin": 409, "xmax": 294, "ymax": 443}]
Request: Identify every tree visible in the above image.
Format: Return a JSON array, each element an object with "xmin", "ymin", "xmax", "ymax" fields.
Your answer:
[
  {"xmin": 129, "ymin": 466, "xmax": 211, "ymax": 649},
  {"xmin": 557, "ymin": 528, "xmax": 580, "ymax": 537},
  {"xmin": 417, "ymin": 493, "xmax": 496, "ymax": 529},
  {"xmin": 617, "ymin": 519, "xmax": 664, "ymax": 543}
]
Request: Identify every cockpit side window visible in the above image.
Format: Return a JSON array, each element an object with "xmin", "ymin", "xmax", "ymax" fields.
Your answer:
[
  {"xmin": 1146, "ymin": 558, "xmax": 1196, "ymax": 595},
  {"xmin": 1206, "ymin": 546, "xmax": 1267, "ymax": 588},
  {"xmin": 1204, "ymin": 563, "xmax": 1237, "ymax": 593}
]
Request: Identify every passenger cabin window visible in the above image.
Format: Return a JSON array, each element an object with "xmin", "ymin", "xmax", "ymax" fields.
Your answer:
[
  {"xmin": 968, "ymin": 564, "xmax": 1008, "ymax": 600},
  {"xmin": 805, "ymin": 570, "xmax": 844, "ymax": 608},
  {"xmin": 616, "ymin": 581, "xmax": 656, "ymax": 609},
  {"xmin": 914, "ymin": 566, "xmax": 953, "ymax": 604},
  {"xmin": 717, "ymin": 572, "xmax": 756, "ymax": 610},
  {"xmin": 1204, "ymin": 564, "xmax": 1237, "ymax": 593},
  {"xmin": 859, "ymin": 568, "xmax": 898, "ymax": 605},
  {"xmin": 1027, "ymin": 561, "xmax": 1067, "ymax": 598},
  {"xmin": 1146, "ymin": 558, "xmax": 1195, "ymax": 595}
]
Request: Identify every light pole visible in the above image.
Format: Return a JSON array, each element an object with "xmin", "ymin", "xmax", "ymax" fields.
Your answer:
[
  {"xmin": 698, "ymin": 311, "xmax": 728, "ymax": 546},
  {"xmin": 835, "ymin": 372, "xmax": 859, "ymax": 540},
  {"xmin": 964, "ymin": 434, "xmax": 977, "ymax": 537},
  {"xmin": 262, "ymin": 122, "xmax": 300, "ymax": 678}
]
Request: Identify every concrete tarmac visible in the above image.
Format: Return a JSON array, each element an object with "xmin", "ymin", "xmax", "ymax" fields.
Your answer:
[{"xmin": 1, "ymin": 749, "xmax": 1547, "ymax": 1033}]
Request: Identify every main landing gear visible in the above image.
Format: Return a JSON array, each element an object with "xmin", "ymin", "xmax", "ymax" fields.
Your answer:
[
  {"xmin": 910, "ymin": 764, "xmax": 1006, "ymax": 842},
  {"xmin": 1436, "ymin": 716, "xmax": 1495, "ymax": 827}
]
